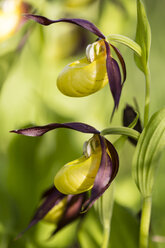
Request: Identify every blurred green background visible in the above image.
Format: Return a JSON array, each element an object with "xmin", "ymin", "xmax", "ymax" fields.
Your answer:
[{"xmin": 0, "ymin": 0, "xmax": 164, "ymax": 247}]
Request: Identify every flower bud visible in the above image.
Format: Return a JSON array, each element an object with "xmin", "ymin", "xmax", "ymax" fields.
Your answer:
[{"xmin": 123, "ymin": 104, "xmax": 142, "ymax": 145}]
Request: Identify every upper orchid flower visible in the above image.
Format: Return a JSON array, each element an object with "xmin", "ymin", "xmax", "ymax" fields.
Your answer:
[
  {"xmin": 0, "ymin": 0, "xmax": 31, "ymax": 41},
  {"xmin": 11, "ymin": 122, "xmax": 119, "ymax": 211},
  {"xmin": 24, "ymin": 14, "xmax": 126, "ymax": 115}
]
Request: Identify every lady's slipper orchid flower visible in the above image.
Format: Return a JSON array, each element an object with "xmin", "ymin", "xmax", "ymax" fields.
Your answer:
[
  {"xmin": 0, "ymin": 0, "xmax": 31, "ymax": 42},
  {"xmin": 11, "ymin": 122, "xmax": 119, "ymax": 211},
  {"xmin": 24, "ymin": 14, "xmax": 126, "ymax": 115},
  {"xmin": 16, "ymin": 186, "xmax": 87, "ymax": 238}
]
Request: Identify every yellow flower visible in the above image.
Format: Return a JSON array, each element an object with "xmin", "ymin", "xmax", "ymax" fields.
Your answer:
[
  {"xmin": 0, "ymin": 0, "xmax": 21, "ymax": 41},
  {"xmin": 57, "ymin": 40, "xmax": 108, "ymax": 97},
  {"xmin": 0, "ymin": 0, "xmax": 31, "ymax": 41},
  {"xmin": 44, "ymin": 197, "xmax": 67, "ymax": 223},
  {"xmin": 54, "ymin": 135, "xmax": 102, "ymax": 194},
  {"xmin": 11, "ymin": 121, "xmax": 119, "ymax": 212},
  {"xmin": 24, "ymin": 14, "xmax": 126, "ymax": 114}
]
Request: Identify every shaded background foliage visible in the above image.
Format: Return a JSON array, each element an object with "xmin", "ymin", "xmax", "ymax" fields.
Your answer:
[{"xmin": 0, "ymin": 0, "xmax": 164, "ymax": 247}]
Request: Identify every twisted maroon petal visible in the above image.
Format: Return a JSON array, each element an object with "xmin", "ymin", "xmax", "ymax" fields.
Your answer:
[
  {"xmin": 51, "ymin": 193, "xmax": 87, "ymax": 237},
  {"xmin": 15, "ymin": 187, "xmax": 65, "ymax": 239},
  {"xmin": 104, "ymin": 41, "xmax": 122, "ymax": 118},
  {"xmin": 105, "ymin": 138, "xmax": 119, "ymax": 181},
  {"xmin": 110, "ymin": 43, "xmax": 126, "ymax": 85},
  {"xmin": 24, "ymin": 14, "xmax": 105, "ymax": 39},
  {"xmin": 16, "ymin": 186, "xmax": 87, "ymax": 239},
  {"xmin": 82, "ymin": 136, "xmax": 119, "ymax": 211},
  {"xmin": 10, "ymin": 122, "xmax": 100, "ymax": 136}
]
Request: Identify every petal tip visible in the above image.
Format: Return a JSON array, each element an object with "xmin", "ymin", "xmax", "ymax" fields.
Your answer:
[{"xmin": 10, "ymin": 130, "xmax": 17, "ymax": 134}]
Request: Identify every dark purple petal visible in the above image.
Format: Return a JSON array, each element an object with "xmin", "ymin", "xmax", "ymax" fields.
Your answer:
[
  {"xmin": 41, "ymin": 185, "xmax": 56, "ymax": 199},
  {"xmin": 104, "ymin": 40, "xmax": 122, "ymax": 117},
  {"xmin": 105, "ymin": 138, "xmax": 119, "ymax": 181},
  {"xmin": 82, "ymin": 136, "xmax": 119, "ymax": 211},
  {"xmin": 110, "ymin": 43, "xmax": 126, "ymax": 85},
  {"xmin": 15, "ymin": 187, "xmax": 65, "ymax": 239},
  {"xmin": 123, "ymin": 104, "xmax": 142, "ymax": 145},
  {"xmin": 51, "ymin": 193, "xmax": 87, "ymax": 236},
  {"xmin": 24, "ymin": 14, "xmax": 105, "ymax": 39},
  {"xmin": 10, "ymin": 122, "xmax": 100, "ymax": 136}
]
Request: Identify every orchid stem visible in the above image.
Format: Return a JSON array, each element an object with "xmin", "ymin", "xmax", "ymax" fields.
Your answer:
[
  {"xmin": 106, "ymin": 34, "xmax": 142, "ymax": 56},
  {"xmin": 102, "ymin": 226, "xmax": 110, "ymax": 248},
  {"xmin": 139, "ymin": 196, "xmax": 152, "ymax": 248},
  {"xmin": 96, "ymin": 184, "xmax": 114, "ymax": 248},
  {"xmin": 101, "ymin": 127, "xmax": 140, "ymax": 140},
  {"xmin": 144, "ymin": 66, "xmax": 150, "ymax": 127}
]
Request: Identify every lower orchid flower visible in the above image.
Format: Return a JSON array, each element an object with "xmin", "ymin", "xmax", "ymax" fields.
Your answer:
[
  {"xmin": 11, "ymin": 122, "xmax": 119, "ymax": 231},
  {"xmin": 16, "ymin": 186, "xmax": 87, "ymax": 238},
  {"xmin": 24, "ymin": 14, "xmax": 126, "ymax": 116}
]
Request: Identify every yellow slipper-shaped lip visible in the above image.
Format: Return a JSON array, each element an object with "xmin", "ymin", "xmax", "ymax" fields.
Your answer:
[
  {"xmin": 54, "ymin": 134, "xmax": 102, "ymax": 194},
  {"xmin": 57, "ymin": 40, "xmax": 108, "ymax": 97}
]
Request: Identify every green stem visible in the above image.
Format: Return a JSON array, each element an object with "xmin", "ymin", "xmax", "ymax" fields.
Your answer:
[
  {"xmin": 139, "ymin": 196, "xmax": 152, "ymax": 248},
  {"xmin": 144, "ymin": 66, "xmax": 151, "ymax": 127},
  {"xmin": 101, "ymin": 127, "xmax": 140, "ymax": 140},
  {"xmin": 102, "ymin": 226, "xmax": 110, "ymax": 248},
  {"xmin": 96, "ymin": 184, "xmax": 114, "ymax": 248},
  {"xmin": 106, "ymin": 34, "xmax": 142, "ymax": 56}
]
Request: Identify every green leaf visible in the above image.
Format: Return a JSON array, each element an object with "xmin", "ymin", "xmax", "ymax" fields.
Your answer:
[
  {"xmin": 132, "ymin": 108, "xmax": 165, "ymax": 197},
  {"xmin": 110, "ymin": 203, "xmax": 139, "ymax": 248},
  {"xmin": 134, "ymin": 0, "xmax": 151, "ymax": 73},
  {"xmin": 94, "ymin": 184, "xmax": 114, "ymax": 247},
  {"xmin": 78, "ymin": 209, "xmax": 102, "ymax": 248},
  {"xmin": 95, "ymin": 184, "xmax": 114, "ymax": 230},
  {"xmin": 79, "ymin": 202, "xmax": 139, "ymax": 248}
]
